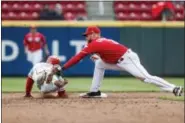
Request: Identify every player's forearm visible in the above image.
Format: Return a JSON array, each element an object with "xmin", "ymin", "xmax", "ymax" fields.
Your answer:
[
  {"xmin": 43, "ymin": 44, "xmax": 50, "ymax": 55},
  {"xmin": 24, "ymin": 47, "xmax": 28, "ymax": 53},
  {"xmin": 63, "ymin": 52, "xmax": 87, "ymax": 70}
]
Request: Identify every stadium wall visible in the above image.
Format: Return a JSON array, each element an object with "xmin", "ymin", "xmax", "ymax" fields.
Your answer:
[{"xmin": 2, "ymin": 21, "xmax": 184, "ymax": 76}]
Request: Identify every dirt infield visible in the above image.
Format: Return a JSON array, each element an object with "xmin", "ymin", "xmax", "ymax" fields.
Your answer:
[{"xmin": 2, "ymin": 92, "xmax": 184, "ymax": 123}]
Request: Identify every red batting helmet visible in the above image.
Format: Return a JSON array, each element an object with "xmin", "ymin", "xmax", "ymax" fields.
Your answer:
[{"xmin": 46, "ymin": 55, "xmax": 60, "ymax": 65}]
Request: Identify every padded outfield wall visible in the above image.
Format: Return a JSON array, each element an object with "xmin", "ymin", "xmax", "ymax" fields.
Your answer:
[{"xmin": 2, "ymin": 21, "xmax": 184, "ymax": 76}]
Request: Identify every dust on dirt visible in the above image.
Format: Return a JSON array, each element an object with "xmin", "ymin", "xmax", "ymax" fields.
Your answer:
[{"xmin": 2, "ymin": 92, "xmax": 184, "ymax": 123}]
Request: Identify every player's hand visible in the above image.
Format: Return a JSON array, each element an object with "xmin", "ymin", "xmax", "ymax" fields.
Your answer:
[
  {"xmin": 56, "ymin": 69, "xmax": 63, "ymax": 76},
  {"xmin": 61, "ymin": 65, "xmax": 64, "ymax": 70},
  {"xmin": 60, "ymin": 66, "xmax": 66, "ymax": 73},
  {"xmin": 63, "ymin": 78, "xmax": 68, "ymax": 85},
  {"xmin": 57, "ymin": 66, "xmax": 65, "ymax": 76},
  {"xmin": 60, "ymin": 78, "xmax": 68, "ymax": 87},
  {"xmin": 24, "ymin": 50, "xmax": 28, "ymax": 54}
]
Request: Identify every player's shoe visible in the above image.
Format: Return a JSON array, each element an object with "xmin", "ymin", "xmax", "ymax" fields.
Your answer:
[
  {"xmin": 57, "ymin": 90, "xmax": 68, "ymax": 98},
  {"xmin": 173, "ymin": 86, "xmax": 184, "ymax": 96},
  {"xmin": 80, "ymin": 90, "xmax": 101, "ymax": 98},
  {"xmin": 24, "ymin": 94, "xmax": 33, "ymax": 98}
]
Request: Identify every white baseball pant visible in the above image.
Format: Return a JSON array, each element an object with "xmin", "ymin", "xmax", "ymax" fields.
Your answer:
[
  {"xmin": 39, "ymin": 75, "xmax": 65, "ymax": 93},
  {"xmin": 90, "ymin": 49, "xmax": 176, "ymax": 92},
  {"xmin": 27, "ymin": 49, "xmax": 43, "ymax": 65}
]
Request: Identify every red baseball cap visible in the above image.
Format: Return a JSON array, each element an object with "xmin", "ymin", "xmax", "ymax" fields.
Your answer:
[{"xmin": 82, "ymin": 26, "xmax": 101, "ymax": 36}]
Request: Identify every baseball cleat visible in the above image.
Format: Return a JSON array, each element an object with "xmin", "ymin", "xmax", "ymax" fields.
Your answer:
[
  {"xmin": 57, "ymin": 90, "xmax": 68, "ymax": 98},
  {"xmin": 24, "ymin": 94, "xmax": 33, "ymax": 98},
  {"xmin": 173, "ymin": 86, "xmax": 184, "ymax": 96},
  {"xmin": 79, "ymin": 91, "xmax": 107, "ymax": 98}
]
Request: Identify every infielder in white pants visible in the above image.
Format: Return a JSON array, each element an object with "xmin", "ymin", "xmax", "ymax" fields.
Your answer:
[
  {"xmin": 90, "ymin": 50, "xmax": 178, "ymax": 94},
  {"xmin": 62, "ymin": 26, "xmax": 183, "ymax": 98}
]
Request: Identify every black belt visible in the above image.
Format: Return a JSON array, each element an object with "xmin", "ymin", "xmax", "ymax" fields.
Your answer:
[
  {"xmin": 117, "ymin": 49, "xmax": 131, "ymax": 63},
  {"xmin": 117, "ymin": 57, "xmax": 124, "ymax": 64}
]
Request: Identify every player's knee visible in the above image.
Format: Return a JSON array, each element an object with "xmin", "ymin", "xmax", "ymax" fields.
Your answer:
[
  {"xmin": 40, "ymin": 88, "xmax": 48, "ymax": 93},
  {"xmin": 41, "ymin": 84, "xmax": 58, "ymax": 93},
  {"xmin": 40, "ymin": 86, "xmax": 50, "ymax": 93},
  {"xmin": 54, "ymin": 80, "xmax": 68, "ymax": 88},
  {"xmin": 95, "ymin": 59, "xmax": 105, "ymax": 69}
]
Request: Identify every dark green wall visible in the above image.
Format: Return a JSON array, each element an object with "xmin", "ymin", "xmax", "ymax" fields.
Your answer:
[{"xmin": 120, "ymin": 27, "xmax": 184, "ymax": 76}]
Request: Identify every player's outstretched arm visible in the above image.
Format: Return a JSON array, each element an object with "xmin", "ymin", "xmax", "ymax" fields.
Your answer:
[{"xmin": 24, "ymin": 77, "xmax": 34, "ymax": 98}]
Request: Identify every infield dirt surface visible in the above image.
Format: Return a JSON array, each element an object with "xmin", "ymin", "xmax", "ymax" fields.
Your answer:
[{"xmin": 2, "ymin": 92, "xmax": 184, "ymax": 123}]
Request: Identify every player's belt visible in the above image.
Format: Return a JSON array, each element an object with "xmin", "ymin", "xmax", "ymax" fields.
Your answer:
[
  {"xmin": 117, "ymin": 49, "xmax": 131, "ymax": 63},
  {"xmin": 117, "ymin": 57, "xmax": 124, "ymax": 63}
]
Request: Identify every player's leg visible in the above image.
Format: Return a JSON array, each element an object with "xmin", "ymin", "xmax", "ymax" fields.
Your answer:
[
  {"xmin": 90, "ymin": 59, "xmax": 105, "ymax": 92},
  {"xmin": 57, "ymin": 86, "xmax": 68, "ymax": 98},
  {"xmin": 52, "ymin": 75, "xmax": 68, "ymax": 98},
  {"xmin": 55, "ymin": 79, "xmax": 68, "ymax": 98},
  {"xmin": 40, "ymin": 82, "xmax": 58, "ymax": 93},
  {"xmin": 24, "ymin": 68, "xmax": 35, "ymax": 97},
  {"xmin": 80, "ymin": 59, "xmax": 105, "ymax": 97},
  {"xmin": 117, "ymin": 50, "xmax": 182, "ymax": 96},
  {"xmin": 27, "ymin": 51, "xmax": 34, "ymax": 65},
  {"xmin": 90, "ymin": 59, "xmax": 122, "ymax": 92},
  {"xmin": 25, "ymin": 77, "xmax": 34, "ymax": 97},
  {"xmin": 81, "ymin": 59, "xmax": 120, "ymax": 97},
  {"xmin": 40, "ymin": 75, "xmax": 68, "ymax": 98},
  {"xmin": 40, "ymin": 80, "xmax": 66, "ymax": 93},
  {"xmin": 90, "ymin": 55, "xmax": 122, "ymax": 92},
  {"xmin": 33, "ymin": 50, "xmax": 43, "ymax": 65}
]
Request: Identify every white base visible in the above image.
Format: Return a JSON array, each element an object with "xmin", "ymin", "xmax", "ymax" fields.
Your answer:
[{"xmin": 79, "ymin": 93, "xmax": 108, "ymax": 98}]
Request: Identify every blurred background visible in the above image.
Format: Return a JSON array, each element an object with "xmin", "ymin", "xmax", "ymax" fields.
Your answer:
[
  {"xmin": 1, "ymin": 1, "xmax": 184, "ymax": 93},
  {"xmin": 1, "ymin": 1, "xmax": 185, "ymax": 21}
]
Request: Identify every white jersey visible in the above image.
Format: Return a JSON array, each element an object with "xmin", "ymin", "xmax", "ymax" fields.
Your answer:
[
  {"xmin": 28, "ymin": 62, "xmax": 65, "ymax": 92},
  {"xmin": 28, "ymin": 62, "xmax": 53, "ymax": 88}
]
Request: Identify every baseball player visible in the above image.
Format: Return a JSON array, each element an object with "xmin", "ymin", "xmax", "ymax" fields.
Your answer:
[
  {"xmin": 23, "ymin": 25, "xmax": 50, "ymax": 66},
  {"xmin": 24, "ymin": 55, "xmax": 68, "ymax": 98},
  {"xmin": 62, "ymin": 26, "xmax": 183, "ymax": 98}
]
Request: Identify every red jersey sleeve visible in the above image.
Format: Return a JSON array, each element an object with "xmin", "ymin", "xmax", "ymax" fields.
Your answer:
[{"xmin": 63, "ymin": 43, "xmax": 95, "ymax": 70}]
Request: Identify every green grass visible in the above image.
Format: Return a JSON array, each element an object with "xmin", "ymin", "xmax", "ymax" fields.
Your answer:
[
  {"xmin": 2, "ymin": 77, "xmax": 184, "ymax": 92},
  {"xmin": 159, "ymin": 96, "xmax": 184, "ymax": 101}
]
